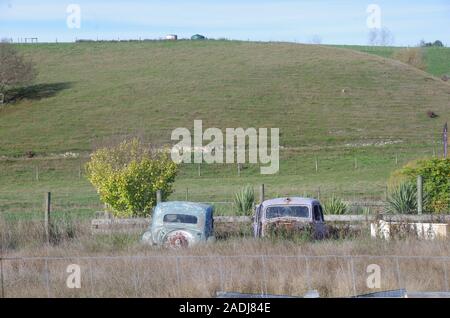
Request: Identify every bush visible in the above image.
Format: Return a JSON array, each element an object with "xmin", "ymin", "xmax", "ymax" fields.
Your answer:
[
  {"xmin": 390, "ymin": 158, "xmax": 450, "ymax": 213},
  {"xmin": 233, "ymin": 185, "xmax": 254, "ymax": 216},
  {"xmin": 323, "ymin": 195, "xmax": 348, "ymax": 215},
  {"xmin": 86, "ymin": 139, "xmax": 178, "ymax": 218},
  {"xmin": 386, "ymin": 182, "xmax": 419, "ymax": 214},
  {"xmin": 393, "ymin": 48, "xmax": 427, "ymax": 70}
]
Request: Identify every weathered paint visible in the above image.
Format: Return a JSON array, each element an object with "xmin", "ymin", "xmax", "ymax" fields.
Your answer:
[
  {"xmin": 141, "ymin": 201, "xmax": 215, "ymax": 247},
  {"xmin": 253, "ymin": 197, "xmax": 327, "ymax": 238}
]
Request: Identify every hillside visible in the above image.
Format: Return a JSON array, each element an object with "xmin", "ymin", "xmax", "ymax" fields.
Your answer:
[
  {"xmin": 1, "ymin": 40, "xmax": 449, "ymax": 216},
  {"xmin": 1, "ymin": 40, "xmax": 449, "ymax": 157},
  {"xmin": 335, "ymin": 45, "xmax": 450, "ymax": 77}
]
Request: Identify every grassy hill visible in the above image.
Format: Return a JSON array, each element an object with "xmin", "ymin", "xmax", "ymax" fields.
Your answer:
[
  {"xmin": 1, "ymin": 41, "xmax": 449, "ymax": 156},
  {"xmin": 1, "ymin": 40, "xmax": 449, "ymax": 217},
  {"xmin": 335, "ymin": 45, "xmax": 450, "ymax": 77}
]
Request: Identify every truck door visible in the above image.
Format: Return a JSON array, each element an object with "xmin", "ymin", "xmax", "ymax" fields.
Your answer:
[
  {"xmin": 253, "ymin": 204, "xmax": 262, "ymax": 238},
  {"xmin": 313, "ymin": 204, "xmax": 325, "ymax": 239}
]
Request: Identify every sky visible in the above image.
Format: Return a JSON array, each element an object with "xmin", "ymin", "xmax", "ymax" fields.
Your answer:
[{"xmin": 0, "ymin": 0, "xmax": 449, "ymax": 46}]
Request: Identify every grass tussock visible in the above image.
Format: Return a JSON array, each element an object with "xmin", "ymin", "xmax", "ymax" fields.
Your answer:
[{"xmin": 393, "ymin": 48, "xmax": 427, "ymax": 71}]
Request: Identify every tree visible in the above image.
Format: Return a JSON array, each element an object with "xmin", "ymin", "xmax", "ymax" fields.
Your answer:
[
  {"xmin": 309, "ymin": 35, "xmax": 322, "ymax": 45},
  {"xmin": 368, "ymin": 27, "xmax": 394, "ymax": 46},
  {"xmin": 419, "ymin": 40, "xmax": 445, "ymax": 47},
  {"xmin": 0, "ymin": 41, "xmax": 37, "ymax": 99},
  {"xmin": 86, "ymin": 139, "xmax": 178, "ymax": 218}
]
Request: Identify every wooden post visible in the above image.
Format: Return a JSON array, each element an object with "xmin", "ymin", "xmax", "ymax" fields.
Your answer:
[
  {"xmin": 315, "ymin": 157, "xmax": 318, "ymax": 173},
  {"xmin": 35, "ymin": 166, "xmax": 39, "ymax": 181},
  {"xmin": 156, "ymin": 190, "xmax": 162, "ymax": 204},
  {"xmin": 354, "ymin": 157, "xmax": 358, "ymax": 170},
  {"xmin": 185, "ymin": 188, "xmax": 189, "ymax": 201},
  {"xmin": 444, "ymin": 122, "xmax": 448, "ymax": 159},
  {"xmin": 0, "ymin": 257, "xmax": 4, "ymax": 298},
  {"xmin": 78, "ymin": 161, "xmax": 82, "ymax": 179},
  {"xmin": 260, "ymin": 184, "xmax": 265, "ymax": 203},
  {"xmin": 44, "ymin": 192, "xmax": 51, "ymax": 244},
  {"xmin": 395, "ymin": 154, "xmax": 398, "ymax": 165},
  {"xmin": 198, "ymin": 164, "xmax": 201, "ymax": 177},
  {"xmin": 237, "ymin": 163, "xmax": 241, "ymax": 177},
  {"xmin": 417, "ymin": 175, "xmax": 423, "ymax": 215}
]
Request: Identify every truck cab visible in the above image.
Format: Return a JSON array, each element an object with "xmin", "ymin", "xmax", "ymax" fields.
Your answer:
[{"xmin": 253, "ymin": 197, "xmax": 327, "ymax": 239}]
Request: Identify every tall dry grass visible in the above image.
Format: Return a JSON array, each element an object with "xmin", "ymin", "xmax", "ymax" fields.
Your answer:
[
  {"xmin": 393, "ymin": 48, "xmax": 427, "ymax": 71},
  {"xmin": 1, "ymin": 217, "xmax": 450, "ymax": 297}
]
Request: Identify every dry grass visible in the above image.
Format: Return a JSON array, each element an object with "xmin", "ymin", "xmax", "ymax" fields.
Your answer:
[
  {"xmin": 1, "ymin": 218, "xmax": 450, "ymax": 297},
  {"xmin": 393, "ymin": 48, "xmax": 427, "ymax": 71}
]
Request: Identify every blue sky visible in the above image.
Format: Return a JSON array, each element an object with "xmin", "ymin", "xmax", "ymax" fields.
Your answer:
[{"xmin": 1, "ymin": 0, "xmax": 449, "ymax": 46}]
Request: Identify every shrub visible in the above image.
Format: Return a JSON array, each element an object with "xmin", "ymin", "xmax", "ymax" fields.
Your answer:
[
  {"xmin": 233, "ymin": 185, "xmax": 254, "ymax": 216},
  {"xmin": 389, "ymin": 158, "xmax": 450, "ymax": 213},
  {"xmin": 323, "ymin": 195, "xmax": 348, "ymax": 215},
  {"xmin": 386, "ymin": 182, "xmax": 419, "ymax": 214},
  {"xmin": 393, "ymin": 48, "xmax": 427, "ymax": 70},
  {"xmin": 86, "ymin": 138, "xmax": 178, "ymax": 218}
]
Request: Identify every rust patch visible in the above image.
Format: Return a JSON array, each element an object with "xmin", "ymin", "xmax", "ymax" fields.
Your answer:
[
  {"xmin": 165, "ymin": 231, "xmax": 189, "ymax": 248},
  {"xmin": 263, "ymin": 219, "xmax": 313, "ymax": 238}
]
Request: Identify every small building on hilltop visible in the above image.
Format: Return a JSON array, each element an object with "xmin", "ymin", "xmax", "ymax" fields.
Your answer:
[
  {"xmin": 191, "ymin": 34, "xmax": 206, "ymax": 40},
  {"xmin": 165, "ymin": 34, "xmax": 178, "ymax": 40}
]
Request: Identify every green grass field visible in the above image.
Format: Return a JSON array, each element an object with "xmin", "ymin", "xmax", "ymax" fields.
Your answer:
[
  {"xmin": 1, "ymin": 41, "xmax": 449, "ymax": 217},
  {"xmin": 335, "ymin": 45, "xmax": 450, "ymax": 77}
]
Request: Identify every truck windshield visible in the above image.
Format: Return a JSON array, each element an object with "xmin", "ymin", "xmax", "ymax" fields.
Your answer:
[
  {"xmin": 163, "ymin": 214, "xmax": 198, "ymax": 224},
  {"xmin": 265, "ymin": 205, "xmax": 309, "ymax": 219}
]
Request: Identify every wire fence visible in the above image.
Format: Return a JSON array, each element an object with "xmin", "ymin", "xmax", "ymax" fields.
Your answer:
[{"xmin": 0, "ymin": 254, "xmax": 449, "ymax": 298}]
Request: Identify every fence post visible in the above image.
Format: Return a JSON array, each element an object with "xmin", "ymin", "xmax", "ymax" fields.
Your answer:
[
  {"xmin": 185, "ymin": 188, "xmax": 189, "ymax": 201},
  {"xmin": 156, "ymin": 190, "xmax": 162, "ymax": 204},
  {"xmin": 317, "ymin": 187, "xmax": 321, "ymax": 200},
  {"xmin": 0, "ymin": 257, "xmax": 4, "ymax": 298},
  {"xmin": 315, "ymin": 157, "xmax": 318, "ymax": 173},
  {"xmin": 444, "ymin": 122, "xmax": 448, "ymax": 159},
  {"xmin": 349, "ymin": 257, "xmax": 357, "ymax": 296},
  {"xmin": 44, "ymin": 259, "xmax": 50, "ymax": 297},
  {"xmin": 417, "ymin": 175, "xmax": 423, "ymax": 214},
  {"xmin": 237, "ymin": 163, "xmax": 241, "ymax": 177},
  {"xmin": 198, "ymin": 164, "xmax": 201, "ymax": 177},
  {"xmin": 44, "ymin": 192, "xmax": 51, "ymax": 244},
  {"xmin": 35, "ymin": 166, "xmax": 39, "ymax": 181},
  {"xmin": 260, "ymin": 184, "xmax": 265, "ymax": 203}
]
